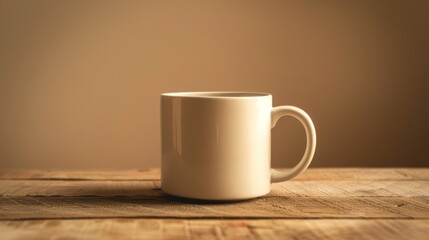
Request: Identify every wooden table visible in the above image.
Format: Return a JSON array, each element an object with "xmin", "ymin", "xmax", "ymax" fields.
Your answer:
[{"xmin": 0, "ymin": 168, "xmax": 428, "ymax": 239}]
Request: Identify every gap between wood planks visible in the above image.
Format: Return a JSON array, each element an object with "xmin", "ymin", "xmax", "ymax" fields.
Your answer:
[{"xmin": 2, "ymin": 216, "xmax": 429, "ymax": 221}]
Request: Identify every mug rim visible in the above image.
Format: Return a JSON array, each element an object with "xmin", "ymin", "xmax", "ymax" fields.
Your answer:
[{"xmin": 161, "ymin": 91, "xmax": 271, "ymax": 99}]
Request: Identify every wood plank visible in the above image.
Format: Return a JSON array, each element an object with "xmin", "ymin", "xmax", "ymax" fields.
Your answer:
[
  {"xmin": 0, "ymin": 195, "xmax": 428, "ymax": 220},
  {"xmin": 0, "ymin": 169, "xmax": 160, "ymax": 181},
  {"xmin": 271, "ymin": 180, "xmax": 429, "ymax": 197},
  {"xmin": 0, "ymin": 180, "xmax": 163, "ymax": 197},
  {"xmin": 0, "ymin": 168, "xmax": 428, "ymax": 181},
  {"xmin": 293, "ymin": 168, "xmax": 429, "ymax": 181},
  {"xmin": 0, "ymin": 180, "xmax": 428, "ymax": 197},
  {"xmin": 1, "ymin": 219, "xmax": 428, "ymax": 240}
]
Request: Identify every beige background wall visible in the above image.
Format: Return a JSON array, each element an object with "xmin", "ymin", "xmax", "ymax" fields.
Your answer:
[{"xmin": 1, "ymin": 0, "xmax": 428, "ymax": 169}]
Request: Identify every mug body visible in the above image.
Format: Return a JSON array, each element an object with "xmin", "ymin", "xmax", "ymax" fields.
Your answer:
[{"xmin": 161, "ymin": 92, "xmax": 272, "ymax": 200}]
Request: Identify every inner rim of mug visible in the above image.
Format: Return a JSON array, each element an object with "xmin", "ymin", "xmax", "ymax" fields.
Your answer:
[{"xmin": 162, "ymin": 91, "xmax": 270, "ymax": 98}]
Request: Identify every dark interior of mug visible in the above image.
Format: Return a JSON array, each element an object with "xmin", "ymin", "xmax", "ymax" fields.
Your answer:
[{"xmin": 162, "ymin": 92, "xmax": 270, "ymax": 98}]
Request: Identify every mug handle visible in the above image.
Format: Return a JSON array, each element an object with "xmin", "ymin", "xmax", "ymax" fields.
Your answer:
[{"xmin": 271, "ymin": 106, "xmax": 317, "ymax": 183}]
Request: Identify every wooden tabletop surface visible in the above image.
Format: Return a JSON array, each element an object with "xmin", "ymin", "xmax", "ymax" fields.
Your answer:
[{"xmin": 0, "ymin": 168, "xmax": 428, "ymax": 239}]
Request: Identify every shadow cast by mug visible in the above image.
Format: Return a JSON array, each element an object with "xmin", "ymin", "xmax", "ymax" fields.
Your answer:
[
  {"xmin": 46, "ymin": 180, "xmax": 256, "ymax": 204},
  {"xmin": 71, "ymin": 186, "xmax": 255, "ymax": 205},
  {"xmin": 77, "ymin": 185, "xmax": 162, "ymax": 197},
  {"xmin": 34, "ymin": 180, "xmax": 164, "ymax": 198},
  {"xmin": 164, "ymin": 193, "xmax": 258, "ymax": 204}
]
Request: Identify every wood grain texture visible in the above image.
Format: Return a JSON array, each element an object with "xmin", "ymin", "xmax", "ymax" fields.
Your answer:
[
  {"xmin": 0, "ymin": 169, "xmax": 160, "ymax": 181},
  {"xmin": 1, "ymin": 195, "xmax": 428, "ymax": 220},
  {"xmin": 1, "ymin": 219, "xmax": 428, "ymax": 240},
  {"xmin": 1, "ymin": 168, "xmax": 428, "ymax": 181}
]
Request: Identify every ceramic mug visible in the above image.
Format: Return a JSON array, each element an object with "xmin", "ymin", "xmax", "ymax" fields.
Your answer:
[{"xmin": 161, "ymin": 92, "xmax": 316, "ymax": 200}]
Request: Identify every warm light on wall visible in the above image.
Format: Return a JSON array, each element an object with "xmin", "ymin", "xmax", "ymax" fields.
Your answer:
[{"xmin": 0, "ymin": 1, "xmax": 428, "ymax": 169}]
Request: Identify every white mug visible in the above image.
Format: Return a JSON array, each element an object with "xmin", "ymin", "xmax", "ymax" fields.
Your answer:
[{"xmin": 161, "ymin": 92, "xmax": 316, "ymax": 200}]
